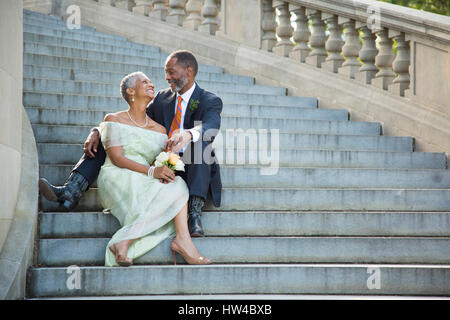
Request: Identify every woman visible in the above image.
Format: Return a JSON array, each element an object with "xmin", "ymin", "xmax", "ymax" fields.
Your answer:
[{"xmin": 97, "ymin": 71, "xmax": 211, "ymax": 267}]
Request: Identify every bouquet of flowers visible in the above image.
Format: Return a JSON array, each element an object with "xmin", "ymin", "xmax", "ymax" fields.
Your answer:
[{"xmin": 154, "ymin": 151, "xmax": 185, "ymax": 172}]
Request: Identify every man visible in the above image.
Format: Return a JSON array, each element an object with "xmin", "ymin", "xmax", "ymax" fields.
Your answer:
[{"xmin": 39, "ymin": 50, "xmax": 222, "ymax": 237}]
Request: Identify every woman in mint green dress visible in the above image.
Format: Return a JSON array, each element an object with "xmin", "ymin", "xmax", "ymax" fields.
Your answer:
[{"xmin": 97, "ymin": 71, "xmax": 211, "ymax": 267}]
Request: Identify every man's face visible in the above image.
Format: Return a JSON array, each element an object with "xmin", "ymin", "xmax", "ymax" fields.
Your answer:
[{"xmin": 165, "ymin": 57, "xmax": 189, "ymax": 93}]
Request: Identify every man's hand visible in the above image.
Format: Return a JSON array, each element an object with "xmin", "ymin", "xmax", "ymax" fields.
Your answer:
[
  {"xmin": 84, "ymin": 129, "xmax": 100, "ymax": 158},
  {"xmin": 166, "ymin": 131, "xmax": 192, "ymax": 153},
  {"xmin": 153, "ymin": 166, "xmax": 175, "ymax": 183}
]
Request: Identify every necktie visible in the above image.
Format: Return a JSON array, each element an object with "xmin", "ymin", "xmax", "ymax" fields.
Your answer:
[{"xmin": 169, "ymin": 96, "xmax": 183, "ymax": 139}]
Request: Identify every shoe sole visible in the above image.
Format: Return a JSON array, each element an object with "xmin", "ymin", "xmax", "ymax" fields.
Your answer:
[
  {"xmin": 190, "ymin": 232, "xmax": 204, "ymax": 238},
  {"xmin": 39, "ymin": 179, "xmax": 58, "ymax": 201}
]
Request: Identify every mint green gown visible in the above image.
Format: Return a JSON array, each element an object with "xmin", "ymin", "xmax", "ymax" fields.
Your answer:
[{"xmin": 97, "ymin": 121, "xmax": 189, "ymax": 267}]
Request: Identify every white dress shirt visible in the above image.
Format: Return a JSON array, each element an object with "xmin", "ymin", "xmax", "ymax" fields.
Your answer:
[{"xmin": 175, "ymin": 82, "xmax": 200, "ymax": 152}]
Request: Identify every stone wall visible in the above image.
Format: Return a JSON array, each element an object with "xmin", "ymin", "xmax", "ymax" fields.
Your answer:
[{"xmin": 0, "ymin": 0, "xmax": 39, "ymax": 300}]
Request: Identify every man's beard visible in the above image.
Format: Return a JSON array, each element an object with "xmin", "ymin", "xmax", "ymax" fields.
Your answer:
[{"xmin": 169, "ymin": 76, "xmax": 188, "ymax": 93}]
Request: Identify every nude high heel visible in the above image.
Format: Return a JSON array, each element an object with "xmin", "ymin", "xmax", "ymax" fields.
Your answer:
[
  {"xmin": 170, "ymin": 241, "xmax": 211, "ymax": 265},
  {"xmin": 109, "ymin": 244, "xmax": 133, "ymax": 267}
]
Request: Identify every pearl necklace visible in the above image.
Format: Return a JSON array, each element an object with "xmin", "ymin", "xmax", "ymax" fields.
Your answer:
[{"xmin": 127, "ymin": 111, "xmax": 148, "ymax": 128}]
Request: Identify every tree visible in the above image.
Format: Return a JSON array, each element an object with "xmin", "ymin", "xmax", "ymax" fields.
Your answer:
[{"xmin": 378, "ymin": 0, "xmax": 450, "ymax": 16}]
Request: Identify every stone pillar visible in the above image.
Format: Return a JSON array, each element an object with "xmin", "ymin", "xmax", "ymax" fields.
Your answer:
[
  {"xmin": 272, "ymin": 0, "xmax": 293, "ymax": 57},
  {"xmin": 355, "ymin": 24, "xmax": 378, "ymax": 84},
  {"xmin": 261, "ymin": 0, "xmax": 277, "ymax": 52},
  {"xmin": 184, "ymin": 0, "xmax": 202, "ymax": 30},
  {"xmin": 199, "ymin": 0, "xmax": 219, "ymax": 35},
  {"xmin": 372, "ymin": 28, "xmax": 396, "ymax": 90},
  {"xmin": 132, "ymin": 0, "xmax": 153, "ymax": 16},
  {"xmin": 166, "ymin": 0, "xmax": 186, "ymax": 26},
  {"xmin": 149, "ymin": 0, "xmax": 168, "ymax": 21},
  {"xmin": 115, "ymin": 0, "xmax": 135, "ymax": 11},
  {"xmin": 289, "ymin": 4, "xmax": 310, "ymax": 63},
  {"xmin": 305, "ymin": 9, "xmax": 327, "ymax": 68},
  {"xmin": 389, "ymin": 31, "xmax": 410, "ymax": 96},
  {"xmin": 321, "ymin": 14, "xmax": 344, "ymax": 73},
  {"xmin": 337, "ymin": 18, "xmax": 361, "ymax": 79}
]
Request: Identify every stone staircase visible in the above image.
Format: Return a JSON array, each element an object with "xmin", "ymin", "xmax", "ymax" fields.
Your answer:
[{"xmin": 24, "ymin": 9, "xmax": 450, "ymax": 298}]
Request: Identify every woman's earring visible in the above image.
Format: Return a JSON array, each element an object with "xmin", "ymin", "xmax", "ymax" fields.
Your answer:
[{"xmin": 131, "ymin": 96, "xmax": 135, "ymax": 102}]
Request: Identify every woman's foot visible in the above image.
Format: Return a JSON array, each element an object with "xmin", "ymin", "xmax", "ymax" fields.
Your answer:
[
  {"xmin": 170, "ymin": 236, "xmax": 211, "ymax": 265},
  {"xmin": 109, "ymin": 242, "xmax": 133, "ymax": 267}
]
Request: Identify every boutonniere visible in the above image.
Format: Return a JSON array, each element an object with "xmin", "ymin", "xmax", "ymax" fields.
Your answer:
[{"xmin": 189, "ymin": 99, "xmax": 199, "ymax": 112}]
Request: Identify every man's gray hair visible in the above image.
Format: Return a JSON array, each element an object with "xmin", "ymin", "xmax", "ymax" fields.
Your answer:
[{"xmin": 120, "ymin": 71, "xmax": 147, "ymax": 103}]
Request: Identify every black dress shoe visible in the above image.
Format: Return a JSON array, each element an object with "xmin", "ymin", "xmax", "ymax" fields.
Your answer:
[
  {"xmin": 188, "ymin": 196, "xmax": 205, "ymax": 237},
  {"xmin": 38, "ymin": 171, "xmax": 88, "ymax": 211}
]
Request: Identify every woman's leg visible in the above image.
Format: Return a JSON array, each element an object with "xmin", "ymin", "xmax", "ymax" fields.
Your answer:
[{"xmin": 171, "ymin": 203, "xmax": 211, "ymax": 264}]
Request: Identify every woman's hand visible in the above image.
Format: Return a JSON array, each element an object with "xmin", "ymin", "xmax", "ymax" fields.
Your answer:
[{"xmin": 153, "ymin": 166, "xmax": 175, "ymax": 183}]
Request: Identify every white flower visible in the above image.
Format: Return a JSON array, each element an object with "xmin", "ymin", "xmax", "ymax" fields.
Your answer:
[
  {"xmin": 154, "ymin": 160, "xmax": 163, "ymax": 167},
  {"xmin": 174, "ymin": 160, "xmax": 185, "ymax": 171},
  {"xmin": 156, "ymin": 151, "xmax": 169, "ymax": 163}
]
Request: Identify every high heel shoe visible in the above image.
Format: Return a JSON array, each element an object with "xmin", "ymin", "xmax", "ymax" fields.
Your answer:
[
  {"xmin": 170, "ymin": 241, "xmax": 211, "ymax": 265},
  {"xmin": 109, "ymin": 244, "xmax": 133, "ymax": 267}
]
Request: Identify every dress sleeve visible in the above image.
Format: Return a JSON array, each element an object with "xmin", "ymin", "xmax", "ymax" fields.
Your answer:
[{"xmin": 99, "ymin": 122, "xmax": 122, "ymax": 149}]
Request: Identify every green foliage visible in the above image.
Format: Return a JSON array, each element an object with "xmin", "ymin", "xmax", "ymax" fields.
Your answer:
[{"xmin": 378, "ymin": 0, "xmax": 450, "ymax": 16}]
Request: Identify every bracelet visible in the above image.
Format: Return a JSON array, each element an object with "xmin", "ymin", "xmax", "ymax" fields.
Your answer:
[{"xmin": 147, "ymin": 165, "xmax": 155, "ymax": 177}]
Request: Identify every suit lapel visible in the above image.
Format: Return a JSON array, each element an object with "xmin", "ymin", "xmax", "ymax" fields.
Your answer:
[{"xmin": 184, "ymin": 83, "xmax": 202, "ymax": 129}]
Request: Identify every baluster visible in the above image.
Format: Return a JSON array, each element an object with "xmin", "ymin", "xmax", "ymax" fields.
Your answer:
[
  {"xmin": 261, "ymin": 0, "xmax": 277, "ymax": 52},
  {"xmin": 184, "ymin": 0, "xmax": 202, "ymax": 30},
  {"xmin": 355, "ymin": 23, "xmax": 379, "ymax": 84},
  {"xmin": 272, "ymin": 1, "xmax": 293, "ymax": 57},
  {"xmin": 149, "ymin": 0, "xmax": 168, "ymax": 21},
  {"xmin": 289, "ymin": 4, "xmax": 310, "ymax": 62},
  {"xmin": 115, "ymin": 0, "xmax": 135, "ymax": 11},
  {"xmin": 305, "ymin": 9, "xmax": 327, "ymax": 68},
  {"xmin": 132, "ymin": 0, "xmax": 152, "ymax": 15},
  {"xmin": 337, "ymin": 18, "xmax": 361, "ymax": 79},
  {"xmin": 322, "ymin": 13, "xmax": 344, "ymax": 73},
  {"xmin": 166, "ymin": 0, "xmax": 186, "ymax": 26},
  {"xmin": 371, "ymin": 28, "xmax": 396, "ymax": 90},
  {"xmin": 199, "ymin": 0, "xmax": 219, "ymax": 35},
  {"xmin": 388, "ymin": 31, "xmax": 410, "ymax": 96}
]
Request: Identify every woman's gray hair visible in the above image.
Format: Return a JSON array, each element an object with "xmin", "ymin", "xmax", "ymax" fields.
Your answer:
[{"xmin": 120, "ymin": 71, "xmax": 147, "ymax": 103}]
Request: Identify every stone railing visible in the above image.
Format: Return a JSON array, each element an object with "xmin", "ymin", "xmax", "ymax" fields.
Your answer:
[{"xmin": 90, "ymin": 0, "xmax": 449, "ymax": 114}]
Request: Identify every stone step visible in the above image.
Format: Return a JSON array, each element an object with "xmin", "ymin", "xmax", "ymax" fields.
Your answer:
[
  {"xmin": 39, "ymin": 211, "xmax": 450, "ymax": 238},
  {"xmin": 23, "ymin": 53, "xmax": 223, "ymax": 75},
  {"xmin": 37, "ymin": 236, "xmax": 450, "ymax": 266},
  {"xmin": 24, "ymin": 32, "xmax": 161, "ymax": 55},
  {"xmin": 24, "ymin": 17, "xmax": 105, "ymax": 33},
  {"xmin": 39, "ymin": 187, "xmax": 450, "ymax": 212},
  {"xmin": 39, "ymin": 164, "xmax": 450, "ymax": 189},
  {"xmin": 23, "ymin": 91, "xmax": 318, "ymax": 109},
  {"xmin": 23, "ymin": 27, "xmax": 161, "ymax": 50},
  {"xmin": 25, "ymin": 105, "xmax": 347, "ymax": 126},
  {"xmin": 31, "ymin": 120, "xmax": 381, "ymax": 144},
  {"xmin": 36, "ymin": 134, "xmax": 414, "ymax": 167},
  {"xmin": 24, "ymin": 77, "xmax": 287, "ymax": 96},
  {"xmin": 36, "ymin": 148, "xmax": 447, "ymax": 169},
  {"xmin": 23, "ymin": 65, "xmax": 255, "ymax": 86},
  {"xmin": 23, "ymin": 23, "xmax": 133, "ymax": 42},
  {"xmin": 24, "ymin": 41, "xmax": 167, "ymax": 62},
  {"xmin": 24, "ymin": 9, "xmax": 65, "ymax": 22},
  {"xmin": 27, "ymin": 264, "xmax": 450, "ymax": 297}
]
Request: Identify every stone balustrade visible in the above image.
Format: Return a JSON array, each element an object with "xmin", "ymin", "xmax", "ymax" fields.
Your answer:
[{"xmin": 94, "ymin": 0, "xmax": 449, "ymax": 108}]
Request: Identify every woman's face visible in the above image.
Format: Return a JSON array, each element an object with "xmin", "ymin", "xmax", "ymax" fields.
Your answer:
[{"xmin": 131, "ymin": 75, "xmax": 155, "ymax": 101}]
